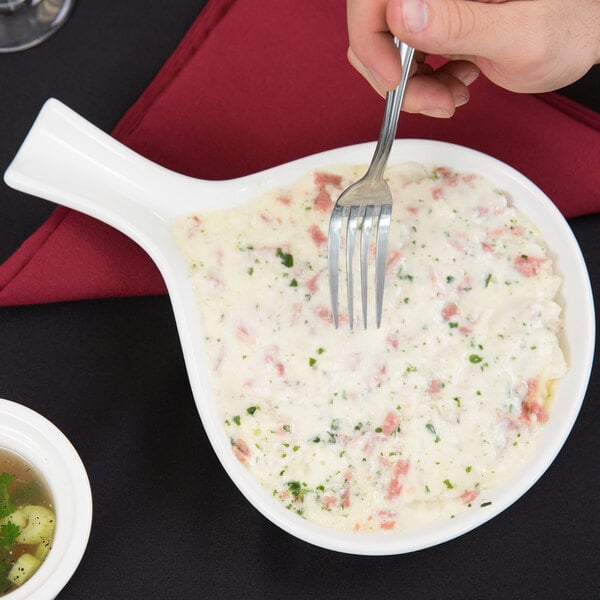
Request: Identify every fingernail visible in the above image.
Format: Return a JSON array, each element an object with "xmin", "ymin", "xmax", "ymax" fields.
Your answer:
[
  {"xmin": 455, "ymin": 94, "xmax": 469, "ymax": 108},
  {"xmin": 402, "ymin": 0, "xmax": 429, "ymax": 33},
  {"xmin": 456, "ymin": 67, "xmax": 480, "ymax": 87},
  {"xmin": 421, "ymin": 107, "xmax": 451, "ymax": 118},
  {"xmin": 367, "ymin": 67, "xmax": 390, "ymax": 96}
]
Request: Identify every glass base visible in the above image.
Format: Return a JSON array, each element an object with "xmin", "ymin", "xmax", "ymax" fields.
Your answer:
[{"xmin": 0, "ymin": 0, "xmax": 75, "ymax": 53}]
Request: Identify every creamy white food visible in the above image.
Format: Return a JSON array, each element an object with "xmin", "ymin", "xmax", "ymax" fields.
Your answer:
[{"xmin": 173, "ymin": 162, "xmax": 566, "ymax": 532}]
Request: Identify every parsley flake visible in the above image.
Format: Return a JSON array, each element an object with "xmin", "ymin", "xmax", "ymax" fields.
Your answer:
[{"xmin": 276, "ymin": 248, "xmax": 294, "ymax": 268}]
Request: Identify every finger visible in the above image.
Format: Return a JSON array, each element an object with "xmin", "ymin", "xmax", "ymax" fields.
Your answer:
[
  {"xmin": 347, "ymin": 0, "xmax": 405, "ymax": 91},
  {"xmin": 402, "ymin": 59, "xmax": 479, "ymax": 117},
  {"xmin": 347, "ymin": 47, "xmax": 388, "ymax": 97},
  {"xmin": 402, "ymin": 74, "xmax": 456, "ymax": 117},
  {"xmin": 437, "ymin": 59, "xmax": 480, "ymax": 88},
  {"xmin": 386, "ymin": 0, "xmax": 518, "ymax": 60}
]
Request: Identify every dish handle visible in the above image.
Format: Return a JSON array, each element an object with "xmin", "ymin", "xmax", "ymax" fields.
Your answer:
[{"xmin": 3, "ymin": 98, "xmax": 195, "ymax": 240}]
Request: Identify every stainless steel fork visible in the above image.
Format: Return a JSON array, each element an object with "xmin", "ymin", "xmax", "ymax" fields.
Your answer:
[{"xmin": 328, "ymin": 40, "xmax": 415, "ymax": 329}]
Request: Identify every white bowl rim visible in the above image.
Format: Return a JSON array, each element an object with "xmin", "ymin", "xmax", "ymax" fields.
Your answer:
[
  {"xmin": 3, "ymin": 100, "xmax": 594, "ymax": 556},
  {"xmin": 174, "ymin": 139, "xmax": 596, "ymax": 555},
  {"xmin": 0, "ymin": 398, "xmax": 92, "ymax": 599}
]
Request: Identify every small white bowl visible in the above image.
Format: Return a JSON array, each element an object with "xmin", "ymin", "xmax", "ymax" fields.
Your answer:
[{"xmin": 0, "ymin": 398, "xmax": 92, "ymax": 599}]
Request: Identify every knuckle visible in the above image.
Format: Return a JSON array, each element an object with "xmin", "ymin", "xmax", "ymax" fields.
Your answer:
[
  {"xmin": 517, "ymin": 12, "xmax": 557, "ymax": 71},
  {"xmin": 442, "ymin": 1, "xmax": 478, "ymax": 45}
]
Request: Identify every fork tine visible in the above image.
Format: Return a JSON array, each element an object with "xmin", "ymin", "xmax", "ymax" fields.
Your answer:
[
  {"xmin": 360, "ymin": 205, "xmax": 375, "ymax": 329},
  {"xmin": 374, "ymin": 203, "xmax": 392, "ymax": 328},
  {"xmin": 345, "ymin": 205, "xmax": 360, "ymax": 330},
  {"xmin": 327, "ymin": 204, "xmax": 343, "ymax": 328},
  {"xmin": 327, "ymin": 41, "xmax": 414, "ymax": 329}
]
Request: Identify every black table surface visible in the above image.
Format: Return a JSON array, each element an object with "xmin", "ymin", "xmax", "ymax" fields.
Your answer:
[{"xmin": 1, "ymin": 3, "xmax": 599, "ymax": 599}]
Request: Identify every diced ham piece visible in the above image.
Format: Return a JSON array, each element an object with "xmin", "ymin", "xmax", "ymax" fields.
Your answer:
[
  {"xmin": 313, "ymin": 188, "xmax": 333, "ymax": 212},
  {"xmin": 385, "ymin": 459, "xmax": 410, "ymax": 499},
  {"xmin": 382, "ymin": 411, "xmax": 400, "ymax": 435},
  {"xmin": 378, "ymin": 509, "xmax": 398, "ymax": 530},
  {"xmin": 341, "ymin": 486, "xmax": 351, "ymax": 508},
  {"xmin": 386, "ymin": 334, "xmax": 399, "ymax": 350},
  {"xmin": 460, "ymin": 490, "xmax": 480, "ymax": 504},
  {"xmin": 386, "ymin": 250, "xmax": 402, "ymax": 272},
  {"xmin": 323, "ymin": 496, "xmax": 337, "ymax": 509},
  {"xmin": 428, "ymin": 379, "xmax": 442, "ymax": 394},
  {"xmin": 308, "ymin": 224, "xmax": 327, "ymax": 250},
  {"xmin": 305, "ymin": 273, "xmax": 320, "ymax": 295},
  {"xmin": 314, "ymin": 172, "xmax": 342, "ymax": 187},
  {"xmin": 232, "ymin": 439, "xmax": 250, "ymax": 463},
  {"xmin": 265, "ymin": 349, "xmax": 286, "ymax": 377},
  {"xmin": 441, "ymin": 303, "xmax": 458, "ymax": 321},
  {"xmin": 521, "ymin": 400, "xmax": 548, "ymax": 424},
  {"xmin": 519, "ymin": 378, "xmax": 548, "ymax": 424},
  {"xmin": 514, "ymin": 255, "xmax": 546, "ymax": 277}
]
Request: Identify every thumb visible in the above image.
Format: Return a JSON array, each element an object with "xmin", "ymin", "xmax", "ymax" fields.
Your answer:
[{"xmin": 387, "ymin": 0, "xmax": 513, "ymax": 60}]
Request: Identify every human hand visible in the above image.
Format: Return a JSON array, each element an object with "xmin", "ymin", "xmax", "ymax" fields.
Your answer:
[{"xmin": 347, "ymin": 0, "xmax": 600, "ymax": 117}]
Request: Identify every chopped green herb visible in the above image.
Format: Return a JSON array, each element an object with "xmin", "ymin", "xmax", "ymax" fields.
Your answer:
[
  {"xmin": 289, "ymin": 278, "xmax": 298, "ymax": 287},
  {"xmin": 443, "ymin": 479, "xmax": 454, "ymax": 489},
  {"xmin": 397, "ymin": 268, "xmax": 414, "ymax": 281},
  {"xmin": 449, "ymin": 322, "xmax": 459, "ymax": 328},
  {"xmin": 286, "ymin": 480, "xmax": 307, "ymax": 502},
  {"xmin": 232, "ymin": 415, "xmax": 241, "ymax": 426},
  {"xmin": 0, "ymin": 473, "xmax": 16, "ymax": 520},
  {"xmin": 426, "ymin": 423, "xmax": 441, "ymax": 443},
  {"xmin": 484, "ymin": 273, "xmax": 492, "ymax": 287},
  {"xmin": 246, "ymin": 406, "xmax": 260, "ymax": 415},
  {"xmin": 276, "ymin": 248, "xmax": 294, "ymax": 268},
  {"xmin": 480, "ymin": 501, "xmax": 492, "ymax": 507},
  {"xmin": 317, "ymin": 347, "xmax": 326, "ymax": 355},
  {"xmin": 309, "ymin": 357, "xmax": 317, "ymax": 367},
  {"xmin": 469, "ymin": 354, "xmax": 483, "ymax": 364},
  {"xmin": 0, "ymin": 522, "xmax": 20, "ymax": 548}
]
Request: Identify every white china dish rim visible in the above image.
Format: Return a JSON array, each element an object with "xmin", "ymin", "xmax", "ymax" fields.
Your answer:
[{"xmin": 4, "ymin": 99, "xmax": 594, "ymax": 555}]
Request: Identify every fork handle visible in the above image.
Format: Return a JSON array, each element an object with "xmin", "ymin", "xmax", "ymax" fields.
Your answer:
[{"xmin": 366, "ymin": 40, "xmax": 415, "ymax": 181}]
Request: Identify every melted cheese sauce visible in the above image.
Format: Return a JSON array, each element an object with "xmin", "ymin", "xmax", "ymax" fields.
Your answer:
[{"xmin": 173, "ymin": 162, "xmax": 566, "ymax": 532}]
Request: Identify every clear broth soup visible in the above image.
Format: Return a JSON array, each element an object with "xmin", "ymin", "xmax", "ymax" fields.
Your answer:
[{"xmin": 0, "ymin": 448, "xmax": 55, "ymax": 596}]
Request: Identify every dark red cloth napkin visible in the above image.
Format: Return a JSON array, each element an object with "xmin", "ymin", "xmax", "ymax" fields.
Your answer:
[{"xmin": 1, "ymin": 0, "xmax": 599, "ymax": 306}]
